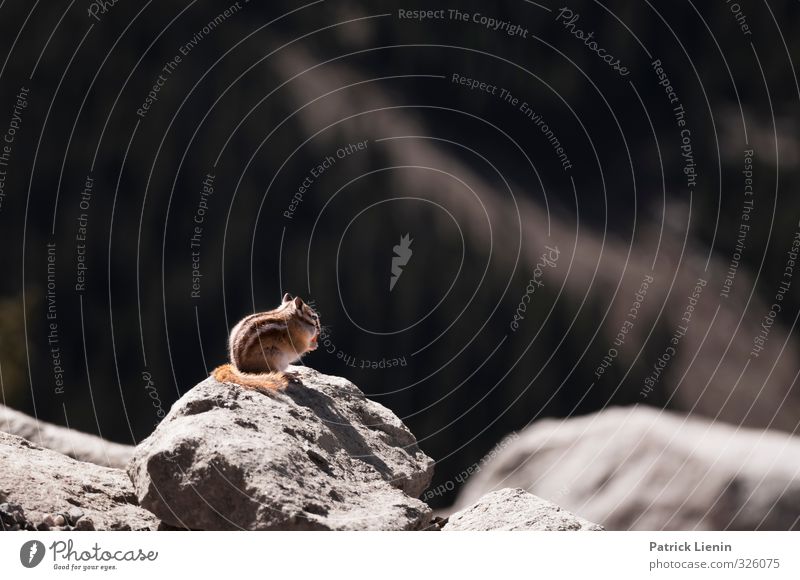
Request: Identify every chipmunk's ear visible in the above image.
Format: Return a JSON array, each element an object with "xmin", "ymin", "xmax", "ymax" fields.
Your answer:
[
  {"xmin": 282, "ymin": 293, "xmax": 292, "ymax": 303},
  {"xmin": 294, "ymin": 296, "xmax": 304, "ymax": 308}
]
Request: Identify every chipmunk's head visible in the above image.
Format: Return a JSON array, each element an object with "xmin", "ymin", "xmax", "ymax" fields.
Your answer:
[{"xmin": 282, "ymin": 293, "xmax": 321, "ymax": 353}]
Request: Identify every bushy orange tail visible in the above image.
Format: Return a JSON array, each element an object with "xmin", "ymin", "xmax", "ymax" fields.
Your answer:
[{"xmin": 212, "ymin": 363, "xmax": 289, "ymax": 391}]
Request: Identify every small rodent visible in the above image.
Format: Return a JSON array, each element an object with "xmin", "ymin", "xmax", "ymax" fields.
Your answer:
[{"xmin": 212, "ymin": 294, "xmax": 320, "ymax": 391}]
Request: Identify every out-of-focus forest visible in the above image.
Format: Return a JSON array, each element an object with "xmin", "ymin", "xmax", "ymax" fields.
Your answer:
[{"xmin": 1, "ymin": 0, "xmax": 799, "ymax": 507}]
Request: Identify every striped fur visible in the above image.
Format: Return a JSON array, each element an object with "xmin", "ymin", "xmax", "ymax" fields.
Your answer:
[{"xmin": 213, "ymin": 294, "xmax": 320, "ymax": 390}]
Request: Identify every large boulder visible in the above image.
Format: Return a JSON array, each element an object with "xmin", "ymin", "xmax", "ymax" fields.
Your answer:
[
  {"xmin": 453, "ymin": 406, "xmax": 800, "ymax": 530},
  {"xmin": 443, "ymin": 488, "xmax": 602, "ymax": 531},
  {"xmin": 0, "ymin": 404, "xmax": 133, "ymax": 468},
  {"xmin": 0, "ymin": 432, "xmax": 157, "ymax": 530},
  {"xmin": 128, "ymin": 365, "xmax": 435, "ymax": 530}
]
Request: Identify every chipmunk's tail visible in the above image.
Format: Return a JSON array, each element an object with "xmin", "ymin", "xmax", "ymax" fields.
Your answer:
[{"xmin": 212, "ymin": 363, "xmax": 289, "ymax": 391}]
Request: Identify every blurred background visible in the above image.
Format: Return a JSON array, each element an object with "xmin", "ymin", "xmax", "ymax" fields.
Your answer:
[{"xmin": 1, "ymin": 0, "xmax": 800, "ymax": 527}]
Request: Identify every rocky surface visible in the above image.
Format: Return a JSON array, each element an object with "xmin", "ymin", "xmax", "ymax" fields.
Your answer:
[
  {"xmin": 444, "ymin": 488, "xmax": 602, "ymax": 531},
  {"xmin": 453, "ymin": 406, "xmax": 800, "ymax": 530},
  {"xmin": 0, "ymin": 432, "xmax": 157, "ymax": 531},
  {"xmin": 128, "ymin": 365, "xmax": 435, "ymax": 530},
  {"xmin": 0, "ymin": 404, "xmax": 133, "ymax": 468}
]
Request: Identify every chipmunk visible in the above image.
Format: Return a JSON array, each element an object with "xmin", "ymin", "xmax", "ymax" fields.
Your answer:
[{"xmin": 212, "ymin": 293, "xmax": 320, "ymax": 391}]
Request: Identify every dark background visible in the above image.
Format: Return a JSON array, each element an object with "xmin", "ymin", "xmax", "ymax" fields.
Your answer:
[{"xmin": 1, "ymin": 0, "xmax": 799, "ymax": 507}]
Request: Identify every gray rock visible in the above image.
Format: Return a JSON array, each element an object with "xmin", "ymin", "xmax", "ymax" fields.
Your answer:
[
  {"xmin": 454, "ymin": 406, "xmax": 800, "ymax": 530},
  {"xmin": 0, "ymin": 404, "xmax": 133, "ymax": 468},
  {"xmin": 74, "ymin": 518, "xmax": 95, "ymax": 531},
  {"xmin": 0, "ymin": 501, "xmax": 29, "ymax": 531},
  {"xmin": 66, "ymin": 506, "xmax": 85, "ymax": 525},
  {"xmin": 444, "ymin": 488, "xmax": 603, "ymax": 531},
  {"xmin": 0, "ymin": 432, "xmax": 157, "ymax": 531},
  {"xmin": 0, "ymin": 501, "xmax": 26, "ymax": 525},
  {"xmin": 128, "ymin": 365, "xmax": 434, "ymax": 530}
]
